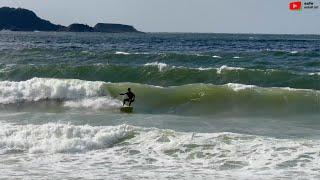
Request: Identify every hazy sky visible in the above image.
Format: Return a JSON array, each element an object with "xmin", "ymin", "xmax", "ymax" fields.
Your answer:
[{"xmin": 0, "ymin": 0, "xmax": 319, "ymax": 34}]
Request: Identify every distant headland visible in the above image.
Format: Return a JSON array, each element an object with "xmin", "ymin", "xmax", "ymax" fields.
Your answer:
[{"xmin": 0, "ymin": 7, "xmax": 141, "ymax": 33}]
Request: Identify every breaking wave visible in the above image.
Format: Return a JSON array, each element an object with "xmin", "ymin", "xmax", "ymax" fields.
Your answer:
[
  {"xmin": 0, "ymin": 78, "xmax": 319, "ymax": 115},
  {"xmin": 0, "ymin": 78, "xmax": 106, "ymax": 104}
]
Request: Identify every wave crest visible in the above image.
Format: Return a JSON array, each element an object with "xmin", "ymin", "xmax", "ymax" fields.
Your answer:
[
  {"xmin": 0, "ymin": 78, "xmax": 106, "ymax": 104},
  {"xmin": 0, "ymin": 78, "xmax": 319, "ymax": 115},
  {"xmin": 144, "ymin": 62, "xmax": 168, "ymax": 71}
]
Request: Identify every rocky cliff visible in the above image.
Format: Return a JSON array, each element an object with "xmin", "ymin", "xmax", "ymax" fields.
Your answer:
[
  {"xmin": 0, "ymin": 7, "xmax": 141, "ymax": 33},
  {"xmin": 0, "ymin": 7, "xmax": 64, "ymax": 31}
]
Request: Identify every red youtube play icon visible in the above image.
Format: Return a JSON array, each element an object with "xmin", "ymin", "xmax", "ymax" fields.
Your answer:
[{"xmin": 290, "ymin": 1, "xmax": 302, "ymax": 10}]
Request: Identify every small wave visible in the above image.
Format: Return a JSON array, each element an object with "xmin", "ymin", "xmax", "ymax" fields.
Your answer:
[
  {"xmin": 115, "ymin": 51, "xmax": 130, "ymax": 55},
  {"xmin": 144, "ymin": 62, "xmax": 168, "ymax": 71},
  {"xmin": 212, "ymin": 55, "xmax": 222, "ymax": 58},
  {"xmin": 233, "ymin": 56, "xmax": 241, "ymax": 59},
  {"xmin": 133, "ymin": 52, "xmax": 150, "ymax": 55},
  {"xmin": 309, "ymin": 72, "xmax": 320, "ymax": 75},
  {"xmin": 290, "ymin": 51, "xmax": 298, "ymax": 54},
  {"xmin": 143, "ymin": 64, "xmax": 268, "ymax": 76},
  {"xmin": 226, "ymin": 83, "xmax": 256, "ymax": 91},
  {"xmin": 197, "ymin": 67, "xmax": 214, "ymax": 71},
  {"xmin": 81, "ymin": 50, "xmax": 95, "ymax": 55},
  {"xmin": 217, "ymin": 65, "xmax": 244, "ymax": 74}
]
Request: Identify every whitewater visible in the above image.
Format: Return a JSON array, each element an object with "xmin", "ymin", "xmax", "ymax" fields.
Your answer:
[{"xmin": 0, "ymin": 32, "xmax": 320, "ymax": 179}]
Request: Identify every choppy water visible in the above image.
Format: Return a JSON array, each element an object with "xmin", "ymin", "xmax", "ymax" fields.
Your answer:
[{"xmin": 0, "ymin": 31, "xmax": 320, "ymax": 179}]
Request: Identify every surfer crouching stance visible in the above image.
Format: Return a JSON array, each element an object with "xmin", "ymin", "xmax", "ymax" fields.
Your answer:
[{"xmin": 120, "ymin": 88, "xmax": 135, "ymax": 106}]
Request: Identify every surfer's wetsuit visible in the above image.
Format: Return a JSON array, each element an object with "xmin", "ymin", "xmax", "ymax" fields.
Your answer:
[{"xmin": 120, "ymin": 89, "xmax": 135, "ymax": 106}]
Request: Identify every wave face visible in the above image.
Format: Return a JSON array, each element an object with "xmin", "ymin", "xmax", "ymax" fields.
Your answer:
[{"xmin": 0, "ymin": 78, "xmax": 319, "ymax": 116}]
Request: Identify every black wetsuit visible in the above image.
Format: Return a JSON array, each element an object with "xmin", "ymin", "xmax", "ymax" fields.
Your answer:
[{"xmin": 121, "ymin": 91, "xmax": 135, "ymax": 106}]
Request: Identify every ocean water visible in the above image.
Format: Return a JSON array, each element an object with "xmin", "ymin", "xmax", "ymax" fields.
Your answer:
[{"xmin": 0, "ymin": 31, "xmax": 320, "ymax": 179}]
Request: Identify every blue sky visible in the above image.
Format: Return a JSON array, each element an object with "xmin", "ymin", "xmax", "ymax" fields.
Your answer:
[{"xmin": 0, "ymin": 0, "xmax": 319, "ymax": 34}]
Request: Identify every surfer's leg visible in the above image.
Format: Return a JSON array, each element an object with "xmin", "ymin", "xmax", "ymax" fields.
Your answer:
[
  {"xmin": 123, "ymin": 98, "xmax": 129, "ymax": 106},
  {"xmin": 129, "ymin": 99, "xmax": 134, "ymax": 106}
]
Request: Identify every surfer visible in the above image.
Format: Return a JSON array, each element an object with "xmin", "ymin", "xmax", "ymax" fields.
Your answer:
[{"xmin": 120, "ymin": 88, "xmax": 135, "ymax": 107}]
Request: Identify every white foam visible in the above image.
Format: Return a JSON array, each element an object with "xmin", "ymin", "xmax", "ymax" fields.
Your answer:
[
  {"xmin": 309, "ymin": 72, "xmax": 320, "ymax": 75},
  {"xmin": 133, "ymin": 52, "xmax": 150, "ymax": 55},
  {"xmin": 144, "ymin": 62, "xmax": 168, "ymax": 71},
  {"xmin": 122, "ymin": 127, "xmax": 320, "ymax": 176},
  {"xmin": 91, "ymin": 125, "xmax": 320, "ymax": 178},
  {"xmin": 1, "ymin": 123, "xmax": 320, "ymax": 179},
  {"xmin": 233, "ymin": 56, "xmax": 241, "ymax": 59},
  {"xmin": 212, "ymin": 55, "xmax": 222, "ymax": 58},
  {"xmin": 0, "ymin": 123, "xmax": 134, "ymax": 153},
  {"xmin": 64, "ymin": 97, "xmax": 122, "ymax": 110},
  {"xmin": 290, "ymin": 51, "xmax": 298, "ymax": 54},
  {"xmin": 279, "ymin": 86, "xmax": 316, "ymax": 93},
  {"xmin": 197, "ymin": 67, "xmax": 214, "ymax": 71},
  {"xmin": 115, "ymin": 51, "xmax": 130, "ymax": 55},
  {"xmin": 81, "ymin": 50, "xmax": 94, "ymax": 55},
  {"xmin": 0, "ymin": 78, "xmax": 106, "ymax": 104},
  {"xmin": 226, "ymin": 83, "xmax": 256, "ymax": 91},
  {"xmin": 217, "ymin": 65, "xmax": 244, "ymax": 74}
]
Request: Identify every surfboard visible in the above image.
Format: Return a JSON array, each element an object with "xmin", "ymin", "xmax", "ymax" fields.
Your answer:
[{"xmin": 120, "ymin": 106, "xmax": 133, "ymax": 113}]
